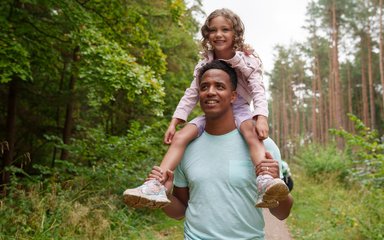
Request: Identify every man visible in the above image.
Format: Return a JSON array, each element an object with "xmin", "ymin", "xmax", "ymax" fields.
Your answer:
[{"xmin": 151, "ymin": 60, "xmax": 293, "ymax": 239}]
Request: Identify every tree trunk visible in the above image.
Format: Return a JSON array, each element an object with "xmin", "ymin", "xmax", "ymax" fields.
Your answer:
[
  {"xmin": 331, "ymin": 0, "xmax": 344, "ymax": 147},
  {"xmin": 328, "ymin": 46, "xmax": 335, "ymax": 129},
  {"xmin": 315, "ymin": 56, "xmax": 326, "ymax": 145},
  {"xmin": 346, "ymin": 62, "xmax": 353, "ymax": 132},
  {"xmin": 379, "ymin": 0, "xmax": 384, "ymax": 115},
  {"xmin": 282, "ymin": 71, "xmax": 289, "ymax": 158},
  {"xmin": 60, "ymin": 46, "xmax": 80, "ymax": 160},
  {"xmin": 53, "ymin": 58, "xmax": 68, "ymax": 166},
  {"xmin": 311, "ymin": 63, "xmax": 318, "ymax": 142},
  {"xmin": 274, "ymin": 97, "xmax": 281, "ymax": 148},
  {"xmin": 361, "ymin": 34, "xmax": 369, "ymax": 126},
  {"xmin": 366, "ymin": 25, "xmax": 376, "ymax": 129},
  {"xmin": 1, "ymin": 78, "xmax": 18, "ymax": 194}
]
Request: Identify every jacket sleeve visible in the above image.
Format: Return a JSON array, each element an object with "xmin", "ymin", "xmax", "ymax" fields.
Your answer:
[
  {"xmin": 224, "ymin": 52, "xmax": 269, "ymax": 118},
  {"xmin": 172, "ymin": 61, "xmax": 204, "ymax": 121},
  {"xmin": 247, "ymin": 55, "xmax": 269, "ymax": 118}
]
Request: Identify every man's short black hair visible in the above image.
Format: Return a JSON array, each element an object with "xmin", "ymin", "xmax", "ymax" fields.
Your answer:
[{"xmin": 198, "ymin": 60, "xmax": 238, "ymax": 90}]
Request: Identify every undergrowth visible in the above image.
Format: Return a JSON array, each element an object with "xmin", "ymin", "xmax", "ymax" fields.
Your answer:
[
  {"xmin": 0, "ymin": 174, "xmax": 184, "ymax": 240},
  {"xmin": 1, "ymin": 115, "xmax": 382, "ymax": 239},
  {"xmin": 288, "ymin": 143, "xmax": 383, "ymax": 239},
  {"xmin": 0, "ymin": 121, "xmax": 184, "ymax": 239}
]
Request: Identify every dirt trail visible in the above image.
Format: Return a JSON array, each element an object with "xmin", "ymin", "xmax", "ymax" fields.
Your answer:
[{"xmin": 263, "ymin": 209, "xmax": 293, "ymax": 240}]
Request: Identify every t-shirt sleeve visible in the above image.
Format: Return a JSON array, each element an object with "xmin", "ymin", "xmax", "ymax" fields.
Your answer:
[
  {"xmin": 263, "ymin": 137, "xmax": 283, "ymax": 179},
  {"xmin": 173, "ymin": 164, "xmax": 188, "ymax": 188}
]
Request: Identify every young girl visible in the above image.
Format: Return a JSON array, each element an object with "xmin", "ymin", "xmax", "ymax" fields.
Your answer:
[{"xmin": 124, "ymin": 8, "xmax": 289, "ymax": 209}]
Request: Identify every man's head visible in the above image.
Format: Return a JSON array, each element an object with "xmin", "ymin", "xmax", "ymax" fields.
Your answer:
[
  {"xmin": 197, "ymin": 60, "xmax": 237, "ymax": 122},
  {"xmin": 198, "ymin": 60, "xmax": 237, "ymax": 90}
]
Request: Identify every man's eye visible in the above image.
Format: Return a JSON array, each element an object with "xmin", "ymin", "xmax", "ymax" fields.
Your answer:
[{"xmin": 200, "ymin": 85, "xmax": 208, "ymax": 91}]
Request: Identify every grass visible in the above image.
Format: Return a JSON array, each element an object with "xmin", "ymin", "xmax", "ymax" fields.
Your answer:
[
  {"xmin": 0, "ymin": 178, "xmax": 184, "ymax": 240},
  {"xmin": 1, "ymin": 167, "xmax": 382, "ymax": 240},
  {"xmin": 287, "ymin": 164, "xmax": 384, "ymax": 240},
  {"xmin": 1, "ymin": 141, "xmax": 382, "ymax": 239}
]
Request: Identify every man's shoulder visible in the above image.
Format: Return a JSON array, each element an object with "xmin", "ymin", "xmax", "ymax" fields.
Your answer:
[{"xmin": 263, "ymin": 137, "xmax": 282, "ymax": 161}]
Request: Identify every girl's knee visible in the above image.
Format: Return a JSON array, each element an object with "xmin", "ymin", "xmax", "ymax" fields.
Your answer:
[{"xmin": 240, "ymin": 120, "xmax": 257, "ymax": 139}]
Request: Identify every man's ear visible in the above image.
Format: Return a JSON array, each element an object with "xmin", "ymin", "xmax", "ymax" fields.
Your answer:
[{"xmin": 231, "ymin": 91, "xmax": 237, "ymax": 103}]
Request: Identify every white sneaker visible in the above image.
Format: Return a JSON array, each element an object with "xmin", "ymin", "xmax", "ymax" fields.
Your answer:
[
  {"xmin": 123, "ymin": 179, "xmax": 170, "ymax": 209},
  {"xmin": 255, "ymin": 175, "xmax": 289, "ymax": 208}
]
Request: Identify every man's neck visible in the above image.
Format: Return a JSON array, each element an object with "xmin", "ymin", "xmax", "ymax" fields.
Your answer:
[{"xmin": 204, "ymin": 112, "xmax": 237, "ymax": 135}]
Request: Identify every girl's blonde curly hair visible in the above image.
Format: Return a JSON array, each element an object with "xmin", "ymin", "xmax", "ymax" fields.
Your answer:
[{"xmin": 200, "ymin": 8, "xmax": 254, "ymax": 56}]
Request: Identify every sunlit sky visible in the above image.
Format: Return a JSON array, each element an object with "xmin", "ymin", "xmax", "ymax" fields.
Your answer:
[{"xmin": 197, "ymin": 0, "xmax": 310, "ymax": 88}]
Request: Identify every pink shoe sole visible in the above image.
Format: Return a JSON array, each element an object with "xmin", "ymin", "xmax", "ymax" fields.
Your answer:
[
  {"xmin": 255, "ymin": 179, "xmax": 289, "ymax": 208},
  {"xmin": 123, "ymin": 188, "xmax": 170, "ymax": 209}
]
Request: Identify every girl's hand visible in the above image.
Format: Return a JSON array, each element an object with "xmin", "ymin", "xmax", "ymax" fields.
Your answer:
[
  {"xmin": 147, "ymin": 166, "xmax": 174, "ymax": 190},
  {"xmin": 255, "ymin": 115, "xmax": 269, "ymax": 140},
  {"xmin": 164, "ymin": 125, "xmax": 176, "ymax": 144},
  {"xmin": 164, "ymin": 118, "xmax": 184, "ymax": 144},
  {"xmin": 147, "ymin": 166, "xmax": 167, "ymax": 184}
]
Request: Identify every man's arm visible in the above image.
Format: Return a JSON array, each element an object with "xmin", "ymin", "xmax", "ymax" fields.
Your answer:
[
  {"xmin": 162, "ymin": 186, "xmax": 189, "ymax": 220},
  {"xmin": 258, "ymin": 138, "xmax": 294, "ymax": 220},
  {"xmin": 148, "ymin": 167, "xmax": 189, "ymax": 220}
]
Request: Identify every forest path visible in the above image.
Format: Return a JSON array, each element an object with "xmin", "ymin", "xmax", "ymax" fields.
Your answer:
[{"xmin": 263, "ymin": 209, "xmax": 293, "ymax": 240}]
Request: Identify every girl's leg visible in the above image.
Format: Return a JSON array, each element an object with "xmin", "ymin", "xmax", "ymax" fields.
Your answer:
[
  {"xmin": 158, "ymin": 123, "xmax": 199, "ymax": 182},
  {"xmin": 123, "ymin": 123, "xmax": 199, "ymax": 209},
  {"xmin": 239, "ymin": 119, "xmax": 289, "ymax": 209},
  {"xmin": 239, "ymin": 119, "xmax": 265, "ymax": 168}
]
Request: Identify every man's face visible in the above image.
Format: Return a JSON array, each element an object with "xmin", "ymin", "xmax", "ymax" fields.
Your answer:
[{"xmin": 199, "ymin": 69, "xmax": 236, "ymax": 120}]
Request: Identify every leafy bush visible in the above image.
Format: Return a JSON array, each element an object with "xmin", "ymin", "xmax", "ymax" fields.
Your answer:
[
  {"xmin": 0, "ymin": 174, "xmax": 182, "ymax": 239},
  {"xmin": 294, "ymin": 143, "xmax": 349, "ymax": 182},
  {"xmin": 289, "ymin": 164, "xmax": 384, "ymax": 240},
  {"xmin": 64, "ymin": 120, "xmax": 168, "ymax": 192},
  {"xmin": 330, "ymin": 114, "xmax": 384, "ymax": 188},
  {"xmin": 0, "ymin": 120, "xmax": 183, "ymax": 239}
]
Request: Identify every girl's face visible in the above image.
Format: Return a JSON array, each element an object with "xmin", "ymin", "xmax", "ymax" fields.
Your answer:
[{"xmin": 208, "ymin": 16, "xmax": 235, "ymax": 56}]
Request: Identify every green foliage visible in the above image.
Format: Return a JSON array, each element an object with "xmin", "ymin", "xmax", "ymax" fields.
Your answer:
[
  {"xmin": 0, "ymin": 0, "xmax": 201, "ymax": 237},
  {"xmin": 0, "ymin": 0, "xmax": 201, "ymax": 166},
  {"xmin": 65, "ymin": 121, "xmax": 167, "ymax": 188},
  {"xmin": 0, "ymin": 120, "xmax": 183, "ymax": 239},
  {"xmin": 0, "ymin": 176, "xmax": 183, "ymax": 239},
  {"xmin": 0, "ymin": 24, "xmax": 32, "ymax": 83},
  {"xmin": 294, "ymin": 143, "xmax": 349, "ymax": 182},
  {"xmin": 289, "ymin": 164, "xmax": 384, "ymax": 240},
  {"xmin": 74, "ymin": 26, "xmax": 165, "ymax": 116},
  {"xmin": 330, "ymin": 114, "xmax": 384, "ymax": 188},
  {"xmin": 292, "ymin": 132, "xmax": 384, "ymax": 240}
]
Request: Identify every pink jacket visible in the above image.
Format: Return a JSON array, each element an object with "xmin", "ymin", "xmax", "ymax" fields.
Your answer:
[{"xmin": 172, "ymin": 51, "xmax": 268, "ymax": 121}]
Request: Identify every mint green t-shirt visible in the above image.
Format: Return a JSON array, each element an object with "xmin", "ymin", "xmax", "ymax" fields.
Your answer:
[{"xmin": 174, "ymin": 130, "xmax": 283, "ymax": 240}]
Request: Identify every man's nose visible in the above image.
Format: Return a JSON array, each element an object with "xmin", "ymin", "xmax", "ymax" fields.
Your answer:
[{"xmin": 207, "ymin": 86, "xmax": 216, "ymax": 95}]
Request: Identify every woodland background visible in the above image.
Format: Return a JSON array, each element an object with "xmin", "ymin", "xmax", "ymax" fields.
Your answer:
[{"xmin": 0, "ymin": 0, "xmax": 383, "ymax": 239}]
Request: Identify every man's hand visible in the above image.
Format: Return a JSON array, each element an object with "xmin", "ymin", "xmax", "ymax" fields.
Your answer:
[
  {"xmin": 254, "ymin": 115, "xmax": 269, "ymax": 140},
  {"xmin": 255, "ymin": 152, "xmax": 279, "ymax": 178}
]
